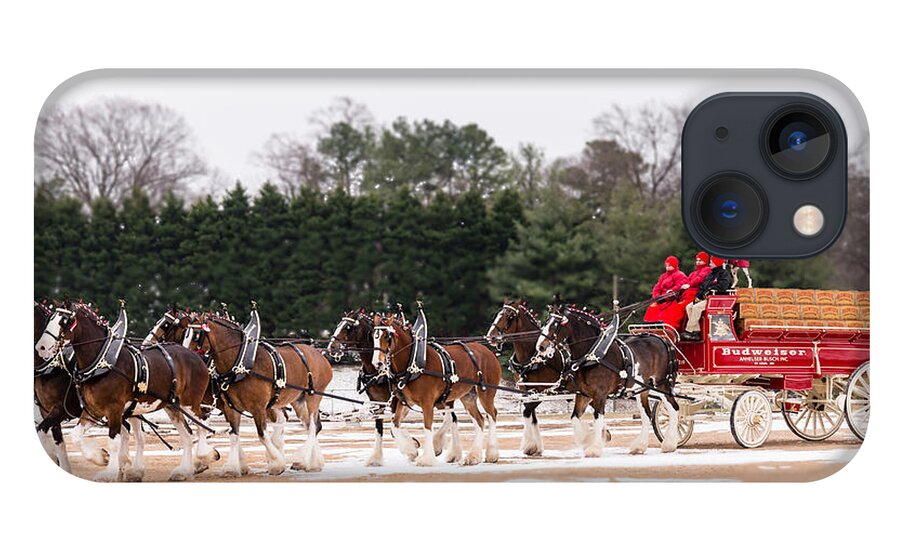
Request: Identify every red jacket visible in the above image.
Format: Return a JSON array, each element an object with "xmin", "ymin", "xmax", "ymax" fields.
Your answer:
[
  {"xmin": 686, "ymin": 266, "xmax": 711, "ymax": 288},
  {"xmin": 652, "ymin": 269, "xmax": 688, "ymax": 298}
]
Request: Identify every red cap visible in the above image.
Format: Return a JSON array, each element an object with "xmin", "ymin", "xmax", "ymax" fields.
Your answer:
[
  {"xmin": 710, "ymin": 256, "xmax": 725, "ymax": 266},
  {"xmin": 695, "ymin": 252, "xmax": 709, "ymax": 265},
  {"xmin": 665, "ymin": 256, "xmax": 679, "ymax": 270}
]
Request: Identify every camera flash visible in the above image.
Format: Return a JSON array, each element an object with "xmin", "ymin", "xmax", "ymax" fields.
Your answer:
[{"xmin": 793, "ymin": 205, "xmax": 825, "ymax": 237}]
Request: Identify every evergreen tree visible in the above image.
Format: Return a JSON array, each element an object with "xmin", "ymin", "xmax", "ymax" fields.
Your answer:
[
  {"xmin": 216, "ymin": 183, "xmax": 259, "ymax": 314},
  {"xmin": 182, "ymin": 195, "xmax": 222, "ymax": 310},
  {"xmin": 251, "ymin": 182, "xmax": 292, "ymax": 333},
  {"xmin": 282, "ymin": 188, "xmax": 328, "ymax": 335},
  {"xmin": 488, "ymin": 186, "xmax": 594, "ymax": 309},
  {"xmin": 117, "ymin": 188, "xmax": 160, "ymax": 329},
  {"xmin": 156, "ymin": 192, "xmax": 191, "ymax": 310},
  {"xmin": 80, "ymin": 197, "xmax": 121, "ymax": 315}
]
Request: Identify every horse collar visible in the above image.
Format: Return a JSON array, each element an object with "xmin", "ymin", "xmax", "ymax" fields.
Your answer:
[{"xmin": 72, "ymin": 307, "xmax": 128, "ymax": 384}]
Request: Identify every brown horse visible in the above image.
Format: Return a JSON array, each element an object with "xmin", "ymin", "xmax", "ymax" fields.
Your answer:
[
  {"xmin": 372, "ymin": 314, "xmax": 501, "ymax": 466},
  {"xmin": 142, "ymin": 307, "xmax": 220, "ymax": 465},
  {"xmin": 54, "ymin": 302, "xmax": 214, "ymax": 481},
  {"xmin": 485, "ymin": 300, "xmax": 566, "ymax": 456},
  {"xmin": 535, "ymin": 304, "xmax": 681, "ymax": 456},
  {"xmin": 196, "ymin": 306, "xmax": 333, "ymax": 474},
  {"xmin": 34, "ymin": 301, "xmax": 87, "ymax": 471},
  {"xmin": 328, "ymin": 309, "xmax": 459, "ymax": 466}
]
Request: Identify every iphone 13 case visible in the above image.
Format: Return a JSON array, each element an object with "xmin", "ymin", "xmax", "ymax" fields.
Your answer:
[{"xmin": 33, "ymin": 70, "xmax": 869, "ymax": 482}]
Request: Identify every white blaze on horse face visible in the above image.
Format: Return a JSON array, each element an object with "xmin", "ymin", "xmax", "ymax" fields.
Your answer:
[
  {"xmin": 181, "ymin": 328, "xmax": 194, "ymax": 348},
  {"xmin": 536, "ymin": 318, "xmax": 556, "ymax": 357},
  {"xmin": 486, "ymin": 307, "xmax": 507, "ymax": 342},
  {"xmin": 35, "ymin": 313, "xmax": 63, "ymax": 360},
  {"xmin": 328, "ymin": 318, "xmax": 351, "ymax": 354},
  {"xmin": 372, "ymin": 328, "xmax": 385, "ymax": 368},
  {"xmin": 142, "ymin": 317, "xmax": 165, "ymax": 346}
]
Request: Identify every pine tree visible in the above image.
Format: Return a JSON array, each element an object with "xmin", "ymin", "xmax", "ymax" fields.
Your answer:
[
  {"xmin": 81, "ymin": 197, "xmax": 121, "ymax": 315},
  {"xmin": 117, "ymin": 188, "xmax": 160, "ymax": 329},
  {"xmin": 183, "ymin": 195, "xmax": 222, "ymax": 311},
  {"xmin": 251, "ymin": 182, "xmax": 291, "ymax": 333},
  {"xmin": 487, "ymin": 186, "xmax": 594, "ymax": 309},
  {"xmin": 156, "ymin": 192, "xmax": 191, "ymax": 310}
]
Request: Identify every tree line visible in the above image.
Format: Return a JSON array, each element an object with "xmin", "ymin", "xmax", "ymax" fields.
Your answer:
[
  {"xmin": 34, "ymin": 180, "xmax": 838, "ymax": 338},
  {"xmin": 34, "ymin": 97, "xmax": 862, "ymax": 337}
]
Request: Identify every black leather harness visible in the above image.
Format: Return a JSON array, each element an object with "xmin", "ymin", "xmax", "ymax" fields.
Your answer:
[
  {"xmin": 71, "ymin": 308, "xmax": 128, "ymax": 386},
  {"xmin": 259, "ymin": 341, "xmax": 287, "ymax": 409}
]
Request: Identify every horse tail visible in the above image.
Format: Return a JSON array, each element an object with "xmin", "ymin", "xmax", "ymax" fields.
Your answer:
[{"xmin": 643, "ymin": 333, "xmax": 677, "ymax": 386}]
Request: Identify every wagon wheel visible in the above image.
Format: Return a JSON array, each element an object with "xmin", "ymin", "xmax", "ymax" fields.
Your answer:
[
  {"xmin": 781, "ymin": 377, "xmax": 845, "ymax": 441},
  {"xmin": 651, "ymin": 399, "xmax": 694, "ymax": 447},
  {"xmin": 845, "ymin": 362, "xmax": 870, "ymax": 441},
  {"xmin": 730, "ymin": 390, "xmax": 772, "ymax": 448}
]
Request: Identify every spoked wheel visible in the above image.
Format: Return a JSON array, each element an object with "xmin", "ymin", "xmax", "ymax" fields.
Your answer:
[
  {"xmin": 730, "ymin": 390, "xmax": 772, "ymax": 448},
  {"xmin": 651, "ymin": 399, "xmax": 694, "ymax": 447},
  {"xmin": 781, "ymin": 377, "xmax": 845, "ymax": 441},
  {"xmin": 845, "ymin": 362, "xmax": 870, "ymax": 440}
]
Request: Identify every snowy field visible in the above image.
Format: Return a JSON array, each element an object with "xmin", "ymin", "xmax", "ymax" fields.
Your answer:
[{"xmin": 53, "ymin": 367, "xmax": 862, "ymax": 482}]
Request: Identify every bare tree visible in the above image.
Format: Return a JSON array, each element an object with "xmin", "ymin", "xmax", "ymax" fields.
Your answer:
[
  {"xmin": 308, "ymin": 96, "xmax": 376, "ymax": 138},
  {"xmin": 255, "ymin": 97, "xmax": 375, "ymax": 196},
  {"xmin": 592, "ymin": 103, "xmax": 688, "ymax": 199},
  {"xmin": 826, "ymin": 138, "xmax": 870, "ymax": 289},
  {"xmin": 254, "ymin": 133, "xmax": 327, "ymax": 197},
  {"xmin": 35, "ymin": 98, "xmax": 206, "ymax": 206}
]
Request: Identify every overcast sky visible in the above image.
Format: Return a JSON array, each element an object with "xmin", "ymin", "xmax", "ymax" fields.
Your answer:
[{"xmin": 47, "ymin": 71, "xmax": 867, "ymax": 194}]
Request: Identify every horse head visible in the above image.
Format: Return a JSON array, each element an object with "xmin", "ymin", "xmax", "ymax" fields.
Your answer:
[
  {"xmin": 143, "ymin": 305, "xmax": 187, "ymax": 345},
  {"xmin": 34, "ymin": 301, "xmax": 61, "ymax": 364},
  {"xmin": 195, "ymin": 312, "xmax": 238, "ymax": 354},
  {"xmin": 328, "ymin": 308, "xmax": 373, "ymax": 359},
  {"xmin": 486, "ymin": 299, "xmax": 540, "ymax": 347},
  {"xmin": 372, "ymin": 314, "xmax": 407, "ymax": 376},
  {"xmin": 535, "ymin": 305, "xmax": 571, "ymax": 359}
]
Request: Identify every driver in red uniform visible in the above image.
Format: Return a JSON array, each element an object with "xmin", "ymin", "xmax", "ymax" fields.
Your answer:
[{"xmin": 643, "ymin": 255, "xmax": 689, "ymax": 329}]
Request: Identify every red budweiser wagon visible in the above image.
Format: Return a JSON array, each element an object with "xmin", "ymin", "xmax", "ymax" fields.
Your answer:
[{"xmin": 629, "ymin": 288, "xmax": 870, "ymax": 448}]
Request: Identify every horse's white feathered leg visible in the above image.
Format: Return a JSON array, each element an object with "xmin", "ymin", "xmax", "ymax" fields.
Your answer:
[
  {"xmin": 522, "ymin": 413, "xmax": 543, "ymax": 456},
  {"xmin": 416, "ymin": 427, "xmax": 437, "ymax": 467},
  {"xmin": 628, "ymin": 402, "xmax": 651, "ymax": 455},
  {"xmin": 94, "ymin": 431, "xmax": 122, "ymax": 482},
  {"xmin": 432, "ymin": 408, "xmax": 452, "ymax": 456},
  {"xmin": 272, "ymin": 408, "xmax": 286, "ymax": 452},
  {"xmin": 584, "ymin": 413, "xmax": 606, "ymax": 458},
  {"xmin": 35, "ymin": 405, "xmax": 57, "ymax": 462},
  {"xmin": 260, "ymin": 430, "xmax": 285, "ymax": 475},
  {"xmin": 445, "ymin": 415, "xmax": 462, "ymax": 463},
  {"xmin": 391, "ymin": 423, "xmax": 419, "ymax": 462},
  {"xmin": 54, "ymin": 434, "xmax": 71, "ymax": 472},
  {"xmin": 222, "ymin": 430, "xmax": 243, "ymax": 477},
  {"xmin": 124, "ymin": 417, "xmax": 145, "ymax": 481},
  {"xmin": 302, "ymin": 415, "xmax": 325, "ymax": 472},
  {"xmin": 168, "ymin": 412, "xmax": 195, "ymax": 481},
  {"xmin": 485, "ymin": 415, "xmax": 500, "ymax": 463},
  {"xmin": 661, "ymin": 400, "xmax": 680, "ymax": 453},
  {"xmin": 462, "ymin": 422, "xmax": 484, "ymax": 466},
  {"xmin": 571, "ymin": 415, "xmax": 589, "ymax": 451},
  {"xmin": 366, "ymin": 421, "xmax": 384, "ymax": 467},
  {"xmin": 71, "ymin": 420, "xmax": 108, "ymax": 466}
]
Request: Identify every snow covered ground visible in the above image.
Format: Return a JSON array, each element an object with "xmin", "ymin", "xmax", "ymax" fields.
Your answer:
[{"xmin": 62, "ymin": 406, "xmax": 861, "ymax": 482}]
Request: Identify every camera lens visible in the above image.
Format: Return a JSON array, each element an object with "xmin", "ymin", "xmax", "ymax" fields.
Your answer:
[
  {"xmin": 695, "ymin": 173, "xmax": 767, "ymax": 247},
  {"xmin": 764, "ymin": 106, "xmax": 833, "ymax": 177}
]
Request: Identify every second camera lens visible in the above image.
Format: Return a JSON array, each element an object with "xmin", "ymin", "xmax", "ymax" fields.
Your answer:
[
  {"xmin": 764, "ymin": 106, "xmax": 833, "ymax": 178},
  {"xmin": 695, "ymin": 173, "xmax": 767, "ymax": 247}
]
